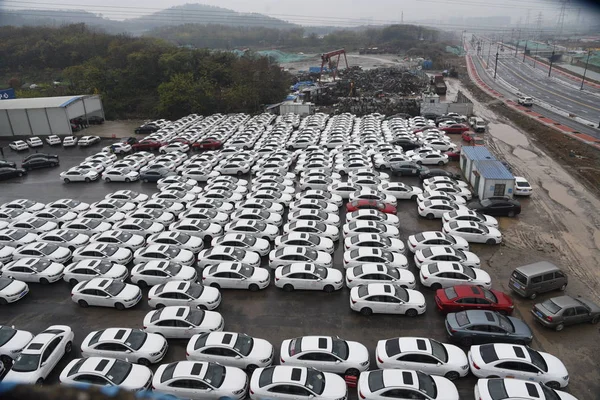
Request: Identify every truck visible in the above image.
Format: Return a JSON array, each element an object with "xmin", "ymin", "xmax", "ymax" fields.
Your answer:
[{"xmin": 432, "ymin": 74, "xmax": 447, "ymax": 95}]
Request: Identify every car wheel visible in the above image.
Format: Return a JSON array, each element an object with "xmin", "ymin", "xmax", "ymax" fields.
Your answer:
[
  {"xmin": 125, "ymin": 178, "xmax": 131, "ymax": 183},
  {"xmin": 486, "ymin": 375, "xmax": 499, "ymax": 379},
  {"xmin": 78, "ymin": 300, "xmax": 89, "ymax": 308},
  {"xmin": 143, "ymin": 179, "xmax": 149, "ymax": 183},
  {"xmin": 210, "ymin": 283, "xmax": 220, "ymax": 290},
  {"xmin": 430, "ymin": 283, "xmax": 442, "ymax": 290},
  {"xmin": 105, "ymin": 177, "xmax": 111, "ymax": 183},
  {"xmin": 426, "ymin": 213, "xmax": 434, "ymax": 220},
  {"xmin": 249, "ymin": 284, "xmax": 259, "ymax": 292},
  {"xmin": 323, "ymin": 285, "xmax": 334, "ymax": 293},
  {"xmin": 486, "ymin": 238, "xmax": 496, "ymax": 245},
  {"xmin": 115, "ymin": 302, "xmax": 125, "ymax": 311},
  {"xmin": 69, "ymin": 279, "xmax": 78, "ymax": 286},
  {"xmin": 64, "ymin": 178, "xmax": 70, "ymax": 183},
  {"xmin": 555, "ymin": 323, "xmax": 565, "ymax": 332},
  {"xmin": 0, "ymin": 355, "xmax": 12, "ymax": 367},
  {"xmin": 497, "ymin": 310, "xmax": 508, "ymax": 316},
  {"xmin": 51, "ymin": 163, "xmax": 57, "ymax": 167},
  {"xmin": 204, "ymin": 236, "xmax": 212, "ymax": 243},
  {"xmin": 445, "ymin": 371, "xmax": 460, "ymax": 381},
  {"xmin": 360, "ymin": 307, "xmax": 372, "ymax": 316},
  {"xmin": 138, "ymin": 358, "xmax": 150, "ymax": 366},
  {"xmin": 247, "ymin": 364, "xmax": 258, "ymax": 373},
  {"xmin": 591, "ymin": 316, "xmax": 600, "ymax": 324},
  {"xmin": 36, "ymin": 378, "xmax": 44, "ymax": 386},
  {"xmin": 406, "ymin": 309, "xmax": 418, "ymax": 317},
  {"xmin": 345, "ymin": 368, "xmax": 359, "ymax": 376},
  {"xmin": 39, "ymin": 278, "xmax": 49, "ymax": 285},
  {"xmin": 461, "ymin": 337, "xmax": 473, "ymax": 346},
  {"xmin": 138, "ymin": 280, "xmax": 148, "ymax": 288},
  {"xmin": 560, "ymin": 283, "xmax": 567, "ymax": 291},
  {"xmin": 155, "ymin": 303, "xmax": 165, "ymax": 309},
  {"xmin": 507, "ymin": 210, "xmax": 515, "ymax": 217},
  {"xmin": 64, "ymin": 341, "xmax": 72, "ymax": 354},
  {"xmin": 529, "ymin": 292, "xmax": 537, "ymax": 300},
  {"xmin": 18, "ymin": 172, "xmax": 23, "ymax": 177},
  {"xmin": 546, "ymin": 382, "xmax": 560, "ymax": 390},
  {"xmin": 411, "ymin": 195, "xmax": 417, "ymax": 201},
  {"xmin": 198, "ymin": 305, "xmax": 207, "ymax": 310},
  {"xmin": 85, "ymin": 177, "xmax": 91, "ymax": 183},
  {"xmin": 438, "ymin": 161, "xmax": 444, "ymax": 166},
  {"xmin": 416, "ymin": 161, "xmax": 422, "ymax": 165},
  {"xmin": 0, "ymin": 298, "xmax": 7, "ymax": 306},
  {"xmin": 305, "ymin": 187, "xmax": 311, "ymax": 191},
  {"xmin": 283, "ymin": 284, "xmax": 294, "ymax": 292}
]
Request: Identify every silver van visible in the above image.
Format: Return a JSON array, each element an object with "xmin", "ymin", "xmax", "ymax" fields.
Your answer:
[{"xmin": 509, "ymin": 261, "xmax": 568, "ymax": 299}]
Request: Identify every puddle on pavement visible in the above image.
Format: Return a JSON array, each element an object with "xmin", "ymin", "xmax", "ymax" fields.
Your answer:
[
  {"xmin": 488, "ymin": 123, "xmax": 530, "ymax": 147},
  {"xmin": 513, "ymin": 147, "xmax": 537, "ymax": 160},
  {"xmin": 541, "ymin": 181, "xmax": 581, "ymax": 212}
]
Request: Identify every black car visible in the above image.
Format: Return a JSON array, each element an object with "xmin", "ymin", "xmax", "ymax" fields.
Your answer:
[
  {"xmin": 22, "ymin": 157, "xmax": 59, "ymax": 170},
  {"xmin": 390, "ymin": 138, "xmax": 420, "ymax": 151},
  {"xmin": 120, "ymin": 137, "xmax": 138, "ymax": 145},
  {"xmin": 139, "ymin": 168, "xmax": 176, "ymax": 182},
  {"xmin": 0, "ymin": 159, "xmax": 17, "ymax": 168},
  {"xmin": 22, "ymin": 153, "xmax": 59, "ymax": 163},
  {"xmin": 135, "ymin": 123, "xmax": 159, "ymax": 134},
  {"xmin": 390, "ymin": 161, "xmax": 425, "ymax": 176},
  {"xmin": 418, "ymin": 168, "xmax": 462, "ymax": 181},
  {"xmin": 88, "ymin": 116, "xmax": 105, "ymax": 125},
  {"xmin": 468, "ymin": 198, "xmax": 521, "ymax": 217},
  {"xmin": 0, "ymin": 167, "xmax": 27, "ymax": 181}
]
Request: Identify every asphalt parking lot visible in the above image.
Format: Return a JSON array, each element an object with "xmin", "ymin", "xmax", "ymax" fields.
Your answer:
[{"xmin": 0, "ymin": 139, "xmax": 597, "ymax": 400}]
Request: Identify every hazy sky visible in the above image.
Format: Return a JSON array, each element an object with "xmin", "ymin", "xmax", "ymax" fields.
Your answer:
[{"xmin": 2, "ymin": 0, "xmax": 599, "ymax": 27}]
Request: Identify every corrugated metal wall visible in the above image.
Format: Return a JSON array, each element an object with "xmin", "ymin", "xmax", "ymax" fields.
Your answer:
[
  {"xmin": 27, "ymin": 109, "xmax": 52, "ymax": 135},
  {"xmin": 7, "ymin": 109, "xmax": 32, "ymax": 135},
  {"xmin": 47, "ymin": 108, "xmax": 71, "ymax": 134},
  {"xmin": 66, "ymin": 100, "xmax": 85, "ymax": 120},
  {"xmin": 0, "ymin": 110, "xmax": 11, "ymax": 137}
]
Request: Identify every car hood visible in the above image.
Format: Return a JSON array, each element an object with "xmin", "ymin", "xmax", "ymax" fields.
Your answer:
[
  {"xmin": 320, "ymin": 373, "xmax": 348, "ymax": 399},
  {"xmin": 347, "ymin": 341, "xmax": 370, "ymax": 365},
  {"xmin": 143, "ymin": 332, "xmax": 168, "ymax": 353},
  {"xmin": 220, "ymin": 365, "xmax": 248, "ymax": 392},
  {"xmin": 44, "ymin": 262, "xmax": 66, "ymax": 275},
  {"xmin": 508, "ymin": 317, "xmax": 533, "ymax": 338},
  {"xmin": 201, "ymin": 311, "xmax": 223, "ymax": 329},
  {"xmin": 432, "ymin": 375, "xmax": 460, "ymax": 398},
  {"xmin": 119, "ymin": 284, "xmax": 141, "ymax": 300},
  {"xmin": 4, "ymin": 368, "xmax": 40, "ymax": 384},
  {"xmin": 576, "ymin": 298, "xmax": 600, "ymax": 313},
  {"xmin": 253, "ymin": 267, "xmax": 270, "ymax": 282},
  {"xmin": 407, "ymin": 289, "xmax": 426, "ymax": 305},
  {"xmin": 444, "ymin": 343, "xmax": 468, "ymax": 365},
  {"xmin": 4, "ymin": 329, "xmax": 34, "ymax": 352},
  {"xmin": 120, "ymin": 363, "xmax": 152, "ymax": 390},
  {"xmin": 249, "ymin": 338, "xmax": 274, "ymax": 361}
]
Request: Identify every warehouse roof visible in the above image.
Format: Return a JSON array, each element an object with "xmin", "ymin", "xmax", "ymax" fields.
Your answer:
[
  {"xmin": 0, "ymin": 95, "xmax": 87, "ymax": 110},
  {"xmin": 461, "ymin": 146, "xmax": 495, "ymax": 161},
  {"xmin": 475, "ymin": 160, "xmax": 514, "ymax": 180}
]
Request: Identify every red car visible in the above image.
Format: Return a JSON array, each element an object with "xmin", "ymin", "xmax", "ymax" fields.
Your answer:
[
  {"xmin": 461, "ymin": 131, "xmax": 476, "ymax": 142},
  {"xmin": 192, "ymin": 139, "xmax": 223, "ymax": 151},
  {"xmin": 441, "ymin": 124, "xmax": 470, "ymax": 134},
  {"xmin": 346, "ymin": 200, "xmax": 397, "ymax": 214},
  {"xmin": 434, "ymin": 285, "xmax": 514, "ymax": 315},
  {"xmin": 445, "ymin": 147, "xmax": 461, "ymax": 161},
  {"xmin": 132, "ymin": 140, "xmax": 163, "ymax": 151}
]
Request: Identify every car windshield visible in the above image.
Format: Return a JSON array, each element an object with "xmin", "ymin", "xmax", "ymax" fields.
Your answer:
[
  {"xmin": 39, "ymin": 245, "xmax": 59, "ymax": 256},
  {"xmin": 315, "ymin": 267, "xmax": 328, "ymax": 279},
  {"xmin": 186, "ymin": 284, "xmax": 204, "ymax": 298},
  {"xmin": 527, "ymin": 348, "xmax": 548, "ymax": 372},
  {"xmin": 516, "ymin": 181, "xmax": 529, "ymax": 188},
  {"xmin": 186, "ymin": 309, "xmax": 205, "ymax": 326},
  {"xmin": 429, "ymin": 339, "xmax": 448, "ymax": 362},
  {"xmin": 164, "ymin": 247, "xmax": 181, "ymax": 257},
  {"xmin": 12, "ymin": 353, "xmax": 41, "ymax": 372},
  {"xmin": 541, "ymin": 299, "xmax": 561, "ymax": 314},
  {"xmin": 305, "ymin": 368, "xmax": 326, "ymax": 395},
  {"xmin": 115, "ymin": 231, "xmax": 133, "ymax": 241},
  {"xmin": 30, "ymin": 219, "xmax": 47, "ymax": 228},
  {"xmin": 165, "ymin": 264, "xmax": 182, "ymax": 275},
  {"xmin": 106, "ymin": 359, "xmax": 133, "ymax": 384},
  {"xmin": 204, "ymin": 363, "xmax": 226, "ymax": 388},
  {"xmin": 105, "ymin": 281, "xmax": 126, "ymax": 296},
  {"xmin": 497, "ymin": 314, "xmax": 515, "ymax": 333},
  {"xmin": 331, "ymin": 338, "xmax": 349, "ymax": 360},
  {"xmin": 417, "ymin": 371, "xmax": 437, "ymax": 398},
  {"xmin": 233, "ymin": 334, "xmax": 254, "ymax": 356},
  {"xmin": 367, "ymin": 369, "xmax": 385, "ymax": 392},
  {"xmin": 238, "ymin": 266, "xmax": 254, "ymax": 278},
  {"xmin": 482, "ymin": 288, "xmax": 498, "ymax": 303},
  {"xmin": 0, "ymin": 326, "xmax": 17, "ymax": 346},
  {"xmin": 462, "ymin": 266, "xmax": 476, "ymax": 279},
  {"xmin": 31, "ymin": 259, "xmax": 52, "ymax": 272},
  {"xmin": 540, "ymin": 384, "xmax": 561, "ymax": 400},
  {"xmin": 395, "ymin": 287, "xmax": 409, "ymax": 302}
]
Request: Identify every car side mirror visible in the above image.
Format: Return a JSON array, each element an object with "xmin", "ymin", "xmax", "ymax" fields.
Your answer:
[
  {"xmin": 126, "ymin": 350, "xmax": 132, "ymax": 353},
  {"xmin": 335, "ymin": 360, "xmax": 341, "ymax": 363},
  {"xmin": 235, "ymin": 355, "xmax": 241, "ymax": 359},
  {"xmin": 437, "ymin": 362, "xmax": 442, "ymax": 366}
]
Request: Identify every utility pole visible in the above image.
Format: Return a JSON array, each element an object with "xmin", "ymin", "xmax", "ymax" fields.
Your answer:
[
  {"xmin": 523, "ymin": 41, "xmax": 528, "ymax": 62},
  {"xmin": 580, "ymin": 49, "xmax": 591, "ymax": 90},
  {"xmin": 533, "ymin": 43, "xmax": 538, "ymax": 68},
  {"xmin": 548, "ymin": 43, "xmax": 556, "ymax": 77},
  {"xmin": 494, "ymin": 50, "xmax": 499, "ymax": 79},
  {"xmin": 487, "ymin": 39, "xmax": 492, "ymax": 68},
  {"xmin": 514, "ymin": 30, "xmax": 520, "ymax": 57}
]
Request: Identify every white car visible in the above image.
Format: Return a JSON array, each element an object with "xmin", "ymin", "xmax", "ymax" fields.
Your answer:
[
  {"xmin": 72, "ymin": 278, "xmax": 142, "ymax": 309},
  {"xmin": 345, "ymin": 264, "xmax": 416, "ymax": 289},
  {"xmin": 157, "ymin": 176, "xmax": 198, "ymax": 189},
  {"xmin": 377, "ymin": 182, "xmax": 423, "ymax": 200},
  {"xmin": 343, "ymin": 233, "xmax": 405, "ymax": 253},
  {"xmin": 26, "ymin": 137, "xmax": 43, "ymax": 147},
  {"xmin": 269, "ymin": 246, "xmax": 332, "ymax": 269},
  {"xmin": 106, "ymin": 190, "xmax": 149, "ymax": 204},
  {"xmin": 215, "ymin": 161, "xmax": 251, "ymax": 175},
  {"xmin": 283, "ymin": 221, "xmax": 339, "ymax": 242},
  {"xmin": 298, "ymin": 176, "xmax": 336, "ymax": 191},
  {"xmin": 249, "ymin": 365, "xmax": 347, "ymax": 400},
  {"xmin": 79, "ymin": 209, "xmax": 127, "ymax": 225},
  {"xmin": 45, "ymin": 135, "xmax": 62, "ymax": 146},
  {"xmin": 125, "ymin": 208, "xmax": 175, "ymax": 226},
  {"xmin": 414, "ymin": 246, "xmax": 480, "ymax": 268},
  {"xmin": 78, "ymin": 136, "xmax": 101, "ymax": 147},
  {"xmin": 474, "ymin": 378, "xmax": 577, "ymax": 400},
  {"xmin": 231, "ymin": 208, "xmax": 283, "ymax": 227},
  {"xmin": 407, "ymin": 231, "xmax": 470, "ymax": 252},
  {"xmin": 426, "ymin": 183, "xmax": 472, "ymax": 200},
  {"xmin": 72, "ymin": 243, "xmax": 133, "ymax": 264},
  {"xmin": 0, "ymin": 277, "xmax": 29, "ymax": 304},
  {"xmin": 420, "ymin": 262, "xmax": 492, "ymax": 289},
  {"xmin": 343, "ymin": 221, "xmax": 399, "ymax": 239},
  {"xmin": 0, "ymin": 208, "xmax": 34, "ymax": 222},
  {"xmin": 349, "ymin": 283, "xmax": 426, "ymax": 316},
  {"xmin": 205, "ymin": 182, "xmax": 248, "ymax": 195},
  {"xmin": 143, "ymin": 306, "xmax": 224, "ymax": 338},
  {"xmin": 9, "ymin": 140, "xmax": 29, "ymax": 151},
  {"xmin": 0, "ymin": 325, "xmax": 34, "ymax": 364},
  {"xmin": 280, "ymin": 336, "xmax": 369, "ymax": 375},
  {"xmin": 2, "ymin": 257, "xmax": 65, "ymax": 283},
  {"xmin": 3, "ymin": 325, "xmax": 74, "ymax": 384},
  {"xmin": 130, "ymin": 260, "xmax": 197, "ymax": 287},
  {"xmin": 343, "ymin": 248, "xmax": 408, "ymax": 270},
  {"xmin": 32, "ymin": 209, "xmax": 78, "ymax": 227},
  {"xmin": 62, "ymin": 218, "xmax": 113, "ymax": 234},
  {"xmin": 113, "ymin": 218, "xmax": 165, "ymax": 238},
  {"xmin": 182, "ymin": 167, "xmax": 220, "ymax": 182},
  {"xmin": 186, "ymin": 332, "xmax": 273, "ymax": 371},
  {"xmin": 153, "ymin": 361, "xmax": 247, "ymax": 400},
  {"xmin": 442, "ymin": 220, "xmax": 502, "ymax": 244},
  {"xmin": 197, "ymin": 246, "xmax": 261, "ymax": 269},
  {"xmin": 411, "ymin": 151, "xmax": 449, "ymax": 165},
  {"xmin": 153, "ymin": 189, "xmax": 199, "ymax": 205},
  {"xmin": 60, "ymin": 168, "xmax": 99, "ymax": 183},
  {"xmin": 179, "ymin": 208, "xmax": 229, "ymax": 226},
  {"xmin": 274, "ymin": 263, "xmax": 343, "ymax": 292},
  {"xmin": 417, "ymin": 191, "xmax": 466, "ymax": 205},
  {"xmin": 59, "ymin": 357, "xmax": 152, "ymax": 391},
  {"xmin": 0, "ymin": 229, "xmax": 37, "ymax": 247},
  {"xmin": 442, "ymin": 210, "xmax": 498, "ymax": 228},
  {"xmin": 147, "ymin": 231, "xmax": 204, "ymax": 253},
  {"xmin": 469, "ymin": 344, "xmax": 569, "ymax": 389},
  {"xmin": 288, "ymin": 209, "xmax": 340, "ymax": 227},
  {"xmin": 349, "ymin": 189, "xmax": 397, "ymax": 207},
  {"xmin": 515, "ymin": 176, "xmax": 533, "ymax": 196},
  {"xmin": 274, "ymin": 232, "xmax": 334, "ymax": 254},
  {"xmin": 289, "ymin": 199, "xmax": 338, "ymax": 215},
  {"xmin": 2, "ymin": 199, "xmax": 45, "ymax": 212},
  {"xmin": 148, "ymin": 280, "xmax": 220, "ymax": 310},
  {"xmin": 142, "ymin": 199, "xmax": 186, "ymax": 216},
  {"xmin": 9, "ymin": 217, "xmax": 58, "ymax": 234},
  {"xmin": 81, "ymin": 328, "xmax": 168, "ymax": 365},
  {"xmin": 247, "ymin": 189, "xmax": 293, "ymax": 206},
  {"xmin": 376, "ymin": 337, "xmax": 469, "ymax": 380},
  {"xmin": 211, "ymin": 234, "xmax": 270, "ymax": 256},
  {"xmin": 89, "ymin": 230, "xmax": 145, "ymax": 251},
  {"xmin": 235, "ymin": 199, "xmax": 285, "ymax": 215},
  {"xmin": 358, "ymin": 369, "xmax": 459, "ymax": 400},
  {"xmin": 207, "ymin": 175, "xmax": 248, "ymax": 187},
  {"xmin": 102, "ymin": 167, "xmax": 140, "ymax": 182},
  {"xmin": 296, "ymin": 190, "xmax": 343, "ymax": 207},
  {"xmin": 203, "ymin": 262, "xmax": 270, "ymax": 291},
  {"xmin": 62, "ymin": 136, "xmax": 77, "ymax": 147},
  {"xmin": 168, "ymin": 219, "xmax": 223, "ymax": 241},
  {"xmin": 0, "ymin": 244, "xmax": 16, "ymax": 263},
  {"xmin": 134, "ymin": 244, "xmax": 195, "ymax": 267},
  {"xmin": 345, "ymin": 209, "xmax": 400, "ymax": 227},
  {"xmin": 38, "ymin": 229, "xmax": 90, "ymax": 250},
  {"xmin": 224, "ymin": 220, "xmax": 279, "ymax": 241},
  {"xmin": 423, "ymin": 176, "xmax": 469, "ymax": 189},
  {"xmin": 11, "ymin": 241, "xmax": 71, "ymax": 262},
  {"xmin": 86, "ymin": 152, "xmax": 116, "ymax": 165},
  {"xmin": 160, "ymin": 143, "xmax": 190, "ymax": 154},
  {"xmin": 418, "ymin": 199, "xmax": 469, "ymax": 219},
  {"xmin": 107, "ymin": 143, "xmax": 132, "ymax": 154},
  {"xmin": 63, "ymin": 259, "xmax": 128, "ymax": 286},
  {"xmin": 46, "ymin": 198, "xmax": 90, "ymax": 213},
  {"xmin": 77, "ymin": 161, "xmax": 105, "ymax": 173}
]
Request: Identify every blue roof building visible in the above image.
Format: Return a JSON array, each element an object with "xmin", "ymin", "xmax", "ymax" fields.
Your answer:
[{"xmin": 460, "ymin": 146, "xmax": 515, "ymax": 199}]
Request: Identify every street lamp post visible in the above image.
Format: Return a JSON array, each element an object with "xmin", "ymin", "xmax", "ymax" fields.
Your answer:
[
  {"xmin": 533, "ymin": 44, "xmax": 538, "ymax": 68},
  {"xmin": 487, "ymin": 40, "xmax": 492, "ymax": 68},
  {"xmin": 522, "ymin": 41, "xmax": 528, "ymax": 62},
  {"xmin": 548, "ymin": 43, "xmax": 556, "ymax": 78},
  {"xmin": 494, "ymin": 50, "xmax": 499, "ymax": 79},
  {"xmin": 580, "ymin": 50, "xmax": 591, "ymax": 90}
]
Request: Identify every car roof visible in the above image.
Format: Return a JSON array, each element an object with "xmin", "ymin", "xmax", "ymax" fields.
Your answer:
[
  {"xmin": 380, "ymin": 369, "xmax": 420, "ymax": 389},
  {"xmin": 483, "ymin": 344, "xmax": 533, "ymax": 362},
  {"xmin": 98, "ymin": 328, "xmax": 134, "ymax": 343},
  {"xmin": 297, "ymin": 336, "xmax": 334, "ymax": 353},
  {"xmin": 81, "ymin": 278, "xmax": 113, "ymax": 290},
  {"xmin": 271, "ymin": 365, "xmax": 308, "ymax": 385},
  {"xmin": 548, "ymin": 295, "xmax": 580, "ymax": 308},
  {"xmin": 463, "ymin": 310, "xmax": 501, "ymax": 325},
  {"xmin": 430, "ymin": 262, "xmax": 466, "ymax": 273},
  {"xmin": 425, "ymin": 247, "xmax": 459, "ymax": 256},
  {"xmin": 203, "ymin": 332, "xmax": 240, "ymax": 348},
  {"xmin": 452, "ymin": 285, "xmax": 487, "ymax": 298},
  {"xmin": 364, "ymin": 283, "xmax": 395, "ymax": 296},
  {"xmin": 23, "ymin": 327, "xmax": 68, "ymax": 354}
]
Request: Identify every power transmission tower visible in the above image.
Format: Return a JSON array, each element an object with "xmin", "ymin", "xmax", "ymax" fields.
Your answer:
[
  {"xmin": 535, "ymin": 12, "xmax": 543, "ymax": 40},
  {"xmin": 556, "ymin": 0, "xmax": 569, "ymax": 37}
]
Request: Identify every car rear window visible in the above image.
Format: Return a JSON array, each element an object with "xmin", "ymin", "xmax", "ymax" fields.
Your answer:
[
  {"xmin": 427, "ymin": 263, "xmax": 439, "ymax": 274},
  {"xmin": 367, "ymin": 369, "xmax": 385, "ymax": 392},
  {"xmin": 479, "ymin": 344, "xmax": 499, "ymax": 363},
  {"xmin": 511, "ymin": 270, "xmax": 527, "ymax": 285},
  {"xmin": 258, "ymin": 366, "xmax": 275, "ymax": 387},
  {"xmin": 487, "ymin": 379, "xmax": 508, "ymax": 400},
  {"xmin": 160, "ymin": 362, "xmax": 177, "ymax": 383},
  {"xmin": 455, "ymin": 311, "xmax": 470, "ymax": 327},
  {"xmin": 541, "ymin": 299, "xmax": 561, "ymax": 314},
  {"xmin": 444, "ymin": 287, "xmax": 457, "ymax": 299},
  {"xmin": 384, "ymin": 338, "xmax": 401, "ymax": 356},
  {"xmin": 357, "ymin": 285, "xmax": 369, "ymax": 298},
  {"xmin": 414, "ymin": 233, "xmax": 425, "ymax": 241},
  {"xmin": 421, "ymin": 248, "xmax": 433, "ymax": 258}
]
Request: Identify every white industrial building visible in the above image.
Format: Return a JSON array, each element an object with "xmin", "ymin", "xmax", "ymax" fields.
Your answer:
[{"xmin": 0, "ymin": 95, "xmax": 104, "ymax": 137}]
